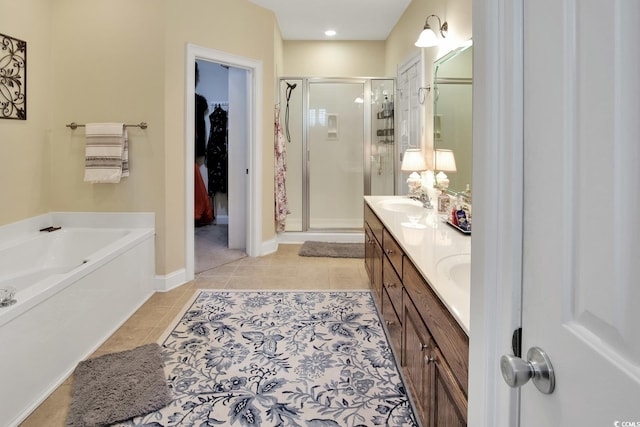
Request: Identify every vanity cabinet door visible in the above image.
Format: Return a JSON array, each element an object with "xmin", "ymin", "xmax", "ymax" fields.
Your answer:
[
  {"xmin": 382, "ymin": 228, "xmax": 403, "ymax": 276},
  {"xmin": 365, "ymin": 224, "xmax": 383, "ymax": 305},
  {"xmin": 382, "ymin": 287, "xmax": 402, "ymax": 353},
  {"xmin": 364, "ymin": 204, "xmax": 383, "ymax": 245},
  {"xmin": 431, "ymin": 347, "xmax": 467, "ymax": 426},
  {"xmin": 382, "ymin": 255, "xmax": 403, "ymax": 320},
  {"xmin": 364, "ymin": 225, "xmax": 375, "ymax": 280},
  {"xmin": 402, "ymin": 289, "xmax": 435, "ymax": 424}
]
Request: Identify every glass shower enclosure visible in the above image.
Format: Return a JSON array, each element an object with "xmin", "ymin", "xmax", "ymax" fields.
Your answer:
[{"xmin": 279, "ymin": 78, "xmax": 395, "ymax": 232}]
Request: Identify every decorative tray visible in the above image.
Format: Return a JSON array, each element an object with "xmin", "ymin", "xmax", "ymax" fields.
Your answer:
[{"xmin": 445, "ymin": 220, "xmax": 471, "ymax": 235}]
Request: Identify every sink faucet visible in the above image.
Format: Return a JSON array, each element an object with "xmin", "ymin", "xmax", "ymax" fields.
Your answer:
[
  {"xmin": 409, "ymin": 189, "xmax": 433, "ymax": 209},
  {"xmin": 418, "ymin": 192, "xmax": 433, "ymax": 209}
]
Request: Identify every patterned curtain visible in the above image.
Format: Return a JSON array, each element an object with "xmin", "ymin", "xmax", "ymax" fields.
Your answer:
[{"xmin": 274, "ymin": 105, "xmax": 290, "ymax": 231}]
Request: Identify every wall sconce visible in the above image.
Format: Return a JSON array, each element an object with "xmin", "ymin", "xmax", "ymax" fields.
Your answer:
[{"xmin": 414, "ymin": 14, "xmax": 448, "ymax": 48}]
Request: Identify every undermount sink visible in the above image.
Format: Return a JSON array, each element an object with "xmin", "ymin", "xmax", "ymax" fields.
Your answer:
[
  {"xmin": 436, "ymin": 254, "xmax": 471, "ymax": 292},
  {"xmin": 376, "ymin": 198, "xmax": 424, "ymax": 214}
]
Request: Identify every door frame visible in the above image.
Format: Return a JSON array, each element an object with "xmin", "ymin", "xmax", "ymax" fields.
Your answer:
[
  {"xmin": 185, "ymin": 44, "xmax": 263, "ymax": 281},
  {"xmin": 469, "ymin": 0, "xmax": 524, "ymax": 425}
]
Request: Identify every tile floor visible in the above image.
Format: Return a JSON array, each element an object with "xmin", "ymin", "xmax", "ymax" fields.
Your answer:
[{"xmin": 20, "ymin": 244, "xmax": 369, "ymax": 426}]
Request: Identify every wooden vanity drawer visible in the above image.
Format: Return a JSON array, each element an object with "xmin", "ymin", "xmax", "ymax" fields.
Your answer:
[
  {"xmin": 382, "ymin": 255, "xmax": 403, "ymax": 320},
  {"xmin": 382, "ymin": 228, "xmax": 403, "ymax": 276},
  {"xmin": 364, "ymin": 204, "xmax": 383, "ymax": 245},
  {"xmin": 403, "ymin": 258, "xmax": 469, "ymax": 395},
  {"xmin": 382, "ymin": 288, "xmax": 402, "ymax": 352}
]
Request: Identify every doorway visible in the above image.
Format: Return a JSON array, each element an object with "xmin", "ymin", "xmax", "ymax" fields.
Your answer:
[
  {"xmin": 194, "ymin": 60, "xmax": 247, "ymax": 273},
  {"xmin": 185, "ymin": 44, "xmax": 263, "ymax": 282}
]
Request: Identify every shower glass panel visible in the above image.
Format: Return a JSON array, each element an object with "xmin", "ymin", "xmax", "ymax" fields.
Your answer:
[
  {"xmin": 308, "ymin": 81, "xmax": 364, "ymax": 230},
  {"xmin": 370, "ymin": 79, "xmax": 395, "ymax": 196}
]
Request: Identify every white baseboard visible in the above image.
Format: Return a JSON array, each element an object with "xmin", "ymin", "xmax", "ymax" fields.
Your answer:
[
  {"xmin": 214, "ymin": 215, "xmax": 229, "ymax": 225},
  {"xmin": 155, "ymin": 268, "xmax": 188, "ymax": 292},
  {"xmin": 261, "ymin": 237, "xmax": 278, "ymax": 256},
  {"xmin": 276, "ymin": 231, "xmax": 364, "ymax": 244}
]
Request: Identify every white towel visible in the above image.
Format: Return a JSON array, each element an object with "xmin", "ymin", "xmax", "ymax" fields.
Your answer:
[{"xmin": 83, "ymin": 123, "xmax": 128, "ymax": 183}]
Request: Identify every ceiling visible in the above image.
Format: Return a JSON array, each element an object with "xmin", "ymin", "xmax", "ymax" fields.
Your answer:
[{"xmin": 249, "ymin": 0, "xmax": 412, "ymax": 41}]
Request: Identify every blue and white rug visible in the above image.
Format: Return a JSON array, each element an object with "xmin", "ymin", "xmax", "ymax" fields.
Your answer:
[{"xmin": 121, "ymin": 291, "xmax": 418, "ymax": 427}]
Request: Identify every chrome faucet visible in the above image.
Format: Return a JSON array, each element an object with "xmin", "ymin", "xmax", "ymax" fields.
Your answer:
[
  {"xmin": 409, "ymin": 190, "xmax": 433, "ymax": 209},
  {"xmin": 418, "ymin": 192, "xmax": 433, "ymax": 209}
]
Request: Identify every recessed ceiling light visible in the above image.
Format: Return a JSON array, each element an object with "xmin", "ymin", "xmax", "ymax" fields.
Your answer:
[{"xmin": 325, "ymin": 30, "xmax": 337, "ymax": 37}]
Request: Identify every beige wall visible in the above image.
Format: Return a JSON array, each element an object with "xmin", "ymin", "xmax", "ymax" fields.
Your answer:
[
  {"xmin": 386, "ymin": 0, "xmax": 473, "ymax": 76},
  {"xmin": 1, "ymin": 0, "xmax": 280, "ymax": 276},
  {"xmin": 163, "ymin": 0, "xmax": 279, "ymax": 274},
  {"xmin": 48, "ymin": 0, "xmax": 167, "ymax": 269},
  {"xmin": 0, "ymin": 0, "xmax": 53, "ymax": 225},
  {"xmin": 0, "ymin": 0, "xmax": 470, "ymax": 278},
  {"xmin": 386, "ymin": 0, "xmax": 472, "ymax": 157},
  {"xmin": 283, "ymin": 41, "xmax": 387, "ymax": 77}
]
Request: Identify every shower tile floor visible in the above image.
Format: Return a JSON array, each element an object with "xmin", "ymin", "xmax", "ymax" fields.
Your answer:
[{"xmin": 20, "ymin": 244, "xmax": 370, "ymax": 426}]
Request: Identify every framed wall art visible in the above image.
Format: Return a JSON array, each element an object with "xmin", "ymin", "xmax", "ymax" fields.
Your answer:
[{"xmin": 1, "ymin": 32, "xmax": 27, "ymax": 120}]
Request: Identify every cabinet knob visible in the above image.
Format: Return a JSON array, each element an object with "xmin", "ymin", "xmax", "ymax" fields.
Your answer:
[
  {"xmin": 420, "ymin": 342, "xmax": 430, "ymax": 351},
  {"xmin": 384, "ymin": 282, "xmax": 397, "ymax": 289},
  {"xmin": 385, "ymin": 320, "xmax": 394, "ymax": 327},
  {"xmin": 385, "ymin": 249, "xmax": 394, "ymax": 255},
  {"xmin": 425, "ymin": 355, "xmax": 435, "ymax": 364}
]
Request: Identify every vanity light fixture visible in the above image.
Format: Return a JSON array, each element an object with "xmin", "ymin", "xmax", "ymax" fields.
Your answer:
[
  {"xmin": 415, "ymin": 14, "xmax": 448, "ymax": 47},
  {"xmin": 401, "ymin": 148, "xmax": 428, "ymax": 196}
]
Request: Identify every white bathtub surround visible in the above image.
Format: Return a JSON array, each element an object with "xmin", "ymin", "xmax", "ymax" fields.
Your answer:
[{"xmin": 0, "ymin": 212, "xmax": 155, "ymax": 427}]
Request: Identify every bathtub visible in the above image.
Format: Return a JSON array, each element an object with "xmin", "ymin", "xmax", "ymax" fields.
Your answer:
[{"xmin": 0, "ymin": 212, "xmax": 155, "ymax": 426}]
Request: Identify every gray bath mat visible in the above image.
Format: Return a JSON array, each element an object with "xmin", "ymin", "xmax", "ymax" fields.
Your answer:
[
  {"xmin": 66, "ymin": 343, "xmax": 172, "ymax": 427},
  {"xmin": 298, "ymin": 241, "xmax": 365, "ymax": 258}
]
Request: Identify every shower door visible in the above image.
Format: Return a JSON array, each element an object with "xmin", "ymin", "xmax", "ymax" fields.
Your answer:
[{"xmin": 307, "ymin": 80, "xmax": 365, "ymax": 230}]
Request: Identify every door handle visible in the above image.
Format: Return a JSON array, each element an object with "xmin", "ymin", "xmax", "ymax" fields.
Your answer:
[{"xmin": 500, "ymin": 346, "xmax": 555, "ymax": 394}]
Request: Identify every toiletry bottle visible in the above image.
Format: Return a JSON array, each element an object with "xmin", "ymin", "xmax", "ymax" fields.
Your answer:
[
  {"xmin": 438, "ymin": 190, "xmax": 450, "ymax": 214},
  {"xmin": 451, "ymin": 198, "xmax": 459, "ymax": 225}
]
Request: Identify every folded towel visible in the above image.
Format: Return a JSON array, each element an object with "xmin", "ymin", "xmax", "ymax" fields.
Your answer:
[{"xmin": 84, "ymin": 123, "xmax": 128, "ymax": 183}]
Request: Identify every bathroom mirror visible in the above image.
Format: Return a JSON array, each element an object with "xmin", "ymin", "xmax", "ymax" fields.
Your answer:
[{"xmin": 433, "ymin": 41, "xmax": 473, "ymax": 194}]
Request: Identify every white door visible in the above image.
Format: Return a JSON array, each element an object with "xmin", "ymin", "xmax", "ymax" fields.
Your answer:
[
  {"xmin": 519, "ymin": 0, "xmax": 640, "ymax": 424},
  {"xmin": 396, "ymin": 57, "xmax": 422, "ymax": 195},
  {"xmin": 227, "ymin": 67, "xmax": 248, "ymax": 250}
]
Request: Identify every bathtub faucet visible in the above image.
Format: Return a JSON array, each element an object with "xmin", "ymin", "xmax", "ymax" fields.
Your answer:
[{"xmin": 39, "ymin": 226, "xmax": 62, "ymax": 232}]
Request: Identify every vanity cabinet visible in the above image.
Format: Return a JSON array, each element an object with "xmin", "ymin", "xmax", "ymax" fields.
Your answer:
[
  {"xmin": 432, "ymin": 347, "xmax": 468, "ymax": 426},
  {"xmin": 364, "ymin": 206, "xmax": 383, "ymax": 305},
  {"xmin": 402, "ymin": 290, "xmax": 435, "ymax": 423},
  {"xmin": 364, "ymin": 202, "xmax": 469, "ymax": 427},
  {"xmin": 403, "ymin": 260, "xmax": 469, "ymax": 396},
  {"xmin": 403, "ymin": 258, "xmax": 468, "ymax": 426}
]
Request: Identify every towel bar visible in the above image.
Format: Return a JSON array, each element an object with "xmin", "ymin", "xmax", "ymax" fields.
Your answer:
[{"xmin": 66, "ymin": 122, "xmax": 148, "ymax": 130}]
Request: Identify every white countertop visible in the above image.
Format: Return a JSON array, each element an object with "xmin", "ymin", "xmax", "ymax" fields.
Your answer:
[{"xmin": 365, "ymin": 196, "xmax": 471, "ymax": 334}]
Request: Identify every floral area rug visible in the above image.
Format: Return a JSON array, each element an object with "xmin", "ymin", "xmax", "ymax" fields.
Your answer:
[{"xmin": 119, "ymin": 290, "xmax": 418, "ymax": 427}]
